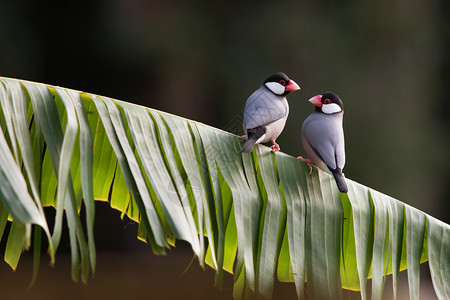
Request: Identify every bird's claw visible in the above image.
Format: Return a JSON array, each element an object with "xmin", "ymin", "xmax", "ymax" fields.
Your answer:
[
  {"xmin": 297, "ymin": 156, "xmax": 313, "ymax": 175},
  {"xmin": 270, "ymin": 142, "xmax": 280, "ymax": 153}
]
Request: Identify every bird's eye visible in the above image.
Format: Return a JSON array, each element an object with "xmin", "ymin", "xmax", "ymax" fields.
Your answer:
[
  {"xmin": 279, "ymin": 80, "xmax": 286, "ymax": 86},
  {"xmin": 323, "ymin": 99, "xmax": 331, "ymax": 104}
]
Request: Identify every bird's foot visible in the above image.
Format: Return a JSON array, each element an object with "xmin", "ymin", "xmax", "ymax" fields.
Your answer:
[
  {"xmin": 241, "ymin": 134, "xmax": 247, "ymax": 139},
  {"xmin": 270, "ymin": 141, "xmax": 280, "ymax": 153},
  {"xmin": 297, "ymin": 156, "xmax": 313, "ymax": 175}
]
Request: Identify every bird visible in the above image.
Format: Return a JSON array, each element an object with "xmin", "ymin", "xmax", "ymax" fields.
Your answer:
[
  {"xmin": 242, "ymin": 72, "xmax": 300, "ymax": 153},
  {"xmin": 298, "ymin": 92, "xmax": 348, "ymax": 193}
]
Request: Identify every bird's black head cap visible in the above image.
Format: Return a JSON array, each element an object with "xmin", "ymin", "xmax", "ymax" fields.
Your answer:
[
  {"xmin": 317, "ymin": 92, "xmax": 344, "ymax": 113},
  {"xmin": 322, "ymin": 92, "xmax": 343, "ymax": 106},
  {"xmin": 264, "ymin": 72, "xmax": 290, "ymax": 85},
  {"xmin": 263, "ymin": 72, "xmax": 297, "ymax": 96}
]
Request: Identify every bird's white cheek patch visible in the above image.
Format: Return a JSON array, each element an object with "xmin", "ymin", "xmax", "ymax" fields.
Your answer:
[
  {"xmin": 264, "ymin": 82, "xmax": 285, "ymax": 95},
  {"xmin": 322, "ymin": 103, "xmax": 342, "ymax": 114}
]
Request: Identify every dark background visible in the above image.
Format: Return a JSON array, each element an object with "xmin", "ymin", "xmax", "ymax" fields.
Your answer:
[{"xmin": 0, "ymin": 0, "xmax": 448, "ymax": 299}]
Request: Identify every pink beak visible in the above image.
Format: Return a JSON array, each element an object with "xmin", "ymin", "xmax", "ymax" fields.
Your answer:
[
  {"xmin": 285, "ymin": 79, "xmax": 300, "ymax": 92},
  {"xmin": 308, "ymin": 94, "xmax": 322, "ymax": 107}
]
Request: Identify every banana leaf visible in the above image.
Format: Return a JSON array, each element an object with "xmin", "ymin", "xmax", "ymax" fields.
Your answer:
[{"xmin": 0, "ymin": 77, "xmax": 448, "ymax": 299}]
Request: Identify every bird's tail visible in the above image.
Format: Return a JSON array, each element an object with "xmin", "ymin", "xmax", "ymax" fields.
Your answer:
[
  {"xmin": 331, "ymin": 168, "xmax": 348, "ymax": 193},
  {"xmin": 241, "ymin": 138, "xmax": 258, "ymax": 153},
  {"xmin": 242, "ymin": 126, "xmax": 266, "ymax": 153}
]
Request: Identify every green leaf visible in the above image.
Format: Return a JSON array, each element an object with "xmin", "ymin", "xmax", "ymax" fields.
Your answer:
[
  {"xmin": 197, "ymin": 123, "xmax": 262, "ymax": 291},
  {"xmin": 29, "ymin": 226, "xmax": 42, "ymax": 288},
  {"xmin": 387, "ymin": 193, "xmax": 405, "ymax": 300},
  {"xmin": 405, "ymin": 205, "xmax": 426, "ymax": 300},
  {"xmin": 370, "ymin": 190, "xmax": 390, "ymax": 300},
  {"xmin": 0, "ymin": 202, "xmax": 9, "ymax": 241},
  {"xmin": 0, "ymin": 83, "xmax": 47, "ymax": 228},
  {"xmin": 52, "ymin": 88, "xmax": 90, "ymax": 282},
  {"xmin": 157, "ymin": 112, "xmax": 207, "ymax": 261},
  {"xmin": 91, "ymin": 95, "xmax": 167, "ymax": 252},
  {"xmin": 304, "ymin": 168, "xmax": 342, "ymax": 299},
  {"xmin": 345, "ymin": 182, "xmax": 373, "ymax": 300},
  {"xmin": 276, "ymin": 153, "xmax": 306, "ymax": 299},
  {"xmin": 122, "ymin": 103, "xmax": 200, "ymax": 255},
  {"xmin": 426, "ymin": 216, "xmax": 450, "ymax": 300},
  {"xmin": 191, "ymin": 122, "xmax": 226, "ymax": 285},
  {"xmin": 255, "ymin": 147, "xmax": 285, "ymax": 298},
  {"xmin": 71, "ymin": 91, "xmax": 96, "ymax": 273},
  {"xmin": 0, "ymin": 77, "xmax": 449, "ymax": 300},
  {"xmin": 4, "ymin": 222, "xmax": 27, "ymax": 270}
]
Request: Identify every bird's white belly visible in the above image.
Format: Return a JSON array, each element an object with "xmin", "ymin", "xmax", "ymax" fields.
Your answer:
[{"xmin": 257, "ymin": 118, "xmax": 286, "ymax": 144}]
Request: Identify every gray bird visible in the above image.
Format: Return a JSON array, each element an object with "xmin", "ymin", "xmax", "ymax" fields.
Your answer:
[
  {"xmin": 242, "ymin": 72, "xmax": 300, "ymax": 153},
  {"xmin": 299, "ymin": 92, "xmax": 348, "ymax": 193}
]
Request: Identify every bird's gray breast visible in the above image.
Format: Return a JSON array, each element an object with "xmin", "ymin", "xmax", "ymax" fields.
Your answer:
[
  {"xmin": 243, "ymin": 86, "xmax": 289, "ymax": 130},
  {"xmin": 301, "ymin": 112, "xmax": 345, "ymax": 170}
]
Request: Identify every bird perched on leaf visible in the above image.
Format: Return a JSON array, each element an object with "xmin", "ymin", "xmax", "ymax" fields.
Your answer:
[
  {"xmin": 298, "ymin": 92, "xmax": 348, "ymax": 193},
  {"xmin": 242, "ymin": 72, "xmax": 300, "ymax": 153}
]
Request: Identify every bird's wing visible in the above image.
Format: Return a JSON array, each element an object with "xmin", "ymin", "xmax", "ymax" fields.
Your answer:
[
  {"xmin": 243, "ymin": 87, "xmax": 288, "ymax": 129},
  {"xmin": 302, "ymin": 113, "xmax": 345, "ymax": 170}
]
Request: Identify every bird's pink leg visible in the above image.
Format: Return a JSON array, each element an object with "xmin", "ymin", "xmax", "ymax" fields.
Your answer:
[
  {"xmin": 241, "ymin": 134, "xmax": 246, "ymax": 139},
  {"xmin": 270, "ymin": 140, "xmax": 280, "ymax": 153},
  {"xmin": 297, "ymin": 156, "xmax": 314, "ymax": 174}
]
